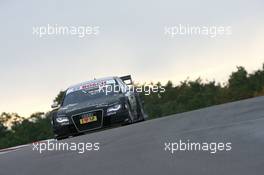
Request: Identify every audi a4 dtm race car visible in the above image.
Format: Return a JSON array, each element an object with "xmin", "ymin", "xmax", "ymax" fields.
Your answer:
[{"xmin": 51, "ymin": 75, "xmax": 147, "ymax": 140}]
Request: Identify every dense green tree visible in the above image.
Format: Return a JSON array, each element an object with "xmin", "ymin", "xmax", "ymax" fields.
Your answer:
[
  {"xmin": 0, "ymin": 112, "xmax": 53, "ymax": 149},
  {"xmin": 54, "ymin": 90, "xmax": 66, "ymax": 104},
  {"xmin": 228, "ymin": 66, "xmax": 252, "ymax": 100},
  {"xmin": 142, "ymin": 64, "xmax": 264, "ymax": 119}
]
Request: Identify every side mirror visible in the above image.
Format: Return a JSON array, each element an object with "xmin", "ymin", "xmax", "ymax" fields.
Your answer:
[{"xmin": 51, "ymin": 101, "xmax": 60, "ymax": 109}]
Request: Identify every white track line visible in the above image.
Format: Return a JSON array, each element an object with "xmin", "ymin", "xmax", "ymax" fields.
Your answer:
[{"xmin": 0, "ymin": 139, "xmax": 55, "ymax": 155}]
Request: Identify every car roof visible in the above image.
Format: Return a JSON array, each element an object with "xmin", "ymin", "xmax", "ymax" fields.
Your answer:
[{"xmin": 67, "ymin": 76, "xmax": 118, "ymax": 90}]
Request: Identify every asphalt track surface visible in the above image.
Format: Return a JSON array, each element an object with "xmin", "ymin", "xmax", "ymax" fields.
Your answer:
[{"xmin": 1, "ymin": 96, "xmax": 264, "ymax": 175}]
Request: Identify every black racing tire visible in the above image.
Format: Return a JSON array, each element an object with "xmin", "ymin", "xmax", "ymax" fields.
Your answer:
[{"xmin": 55, "ymin": 135, "xmax": 68, "ymax": 140}]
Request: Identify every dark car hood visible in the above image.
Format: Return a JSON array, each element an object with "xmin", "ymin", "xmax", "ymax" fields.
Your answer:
[{"xmin": 57, "ymin": 94, "xmax": 123, "ymax": 115}]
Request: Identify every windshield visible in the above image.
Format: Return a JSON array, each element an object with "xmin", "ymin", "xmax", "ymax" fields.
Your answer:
[{"xmin": 62, "ymin": 82, "xmax": 118, "ymax": 106}]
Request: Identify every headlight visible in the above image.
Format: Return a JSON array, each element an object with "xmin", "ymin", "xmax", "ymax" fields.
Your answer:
[
  {"xmin": 107, "ymin": 104, "xmax": 122, "ymax": 113},
  {"xmin": 56, "ymin": 116, "xmax": 69, "ymax": 123}
]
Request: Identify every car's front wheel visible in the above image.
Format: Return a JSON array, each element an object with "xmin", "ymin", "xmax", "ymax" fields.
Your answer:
[{"xmin": 55, "ymin": 135, "xmax": 68, "ymax": 140}]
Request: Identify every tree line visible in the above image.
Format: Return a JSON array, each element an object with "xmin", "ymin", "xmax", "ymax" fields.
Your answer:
[
  {"xmin": 1, "ymin": 64, "xmax": 264, "ymax": 149},
  {"xmin": 143, "ymin": 65, "xmax": 264, "ymax": 118}
]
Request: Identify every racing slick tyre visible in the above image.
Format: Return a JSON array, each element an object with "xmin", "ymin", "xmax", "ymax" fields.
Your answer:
[
  {"xmin": 55, "ymin": 135, "xmax": 68, "ymax": 140},
  {"xmin": 138, "ymin": 107, "xmax": 147, "ymax": 122}
]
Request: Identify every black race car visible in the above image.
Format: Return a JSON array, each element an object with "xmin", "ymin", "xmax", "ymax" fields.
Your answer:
[{"xmin": 51, "ymin": 75, "xmax": 147, "ymax": 140}]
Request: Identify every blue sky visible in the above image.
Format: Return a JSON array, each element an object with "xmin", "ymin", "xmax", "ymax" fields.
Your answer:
[{"xmin": 0, "ymin": 0, "xmax": 263, "ymax": 117}]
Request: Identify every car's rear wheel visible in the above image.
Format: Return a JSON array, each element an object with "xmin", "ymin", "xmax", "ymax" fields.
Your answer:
[
  {"xmin": 135, "ymin": 95, "xmax": 147, "ymax": 122},
  {"xmin": 138, "ymin": 107, "xmax": 147, "ymax": 122}
]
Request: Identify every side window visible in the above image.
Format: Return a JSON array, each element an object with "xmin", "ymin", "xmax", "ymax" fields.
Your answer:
[{"xmin": 116, "ymin": 78, "xmax": 128, "ymax": 93}]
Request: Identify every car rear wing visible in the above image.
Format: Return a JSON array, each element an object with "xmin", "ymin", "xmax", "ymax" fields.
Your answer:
[{"xmin": 120, "ymin": 75, "xmax": 133, "ymax": 85}]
